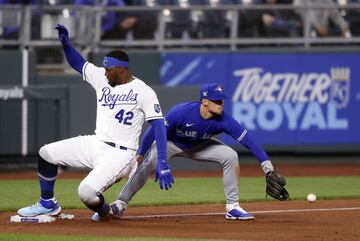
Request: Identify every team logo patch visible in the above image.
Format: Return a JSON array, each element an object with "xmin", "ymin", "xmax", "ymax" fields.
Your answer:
[
  {"xmin": 154, "ymin": 104, "xmax": 161, "ymax": 113},
  {"xmin": 330, "ymin": 67, "xmax": 350, "ymax": 109}
]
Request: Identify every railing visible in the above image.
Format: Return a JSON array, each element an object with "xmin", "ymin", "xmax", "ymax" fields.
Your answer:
[{"xmin": 1, "ymin": 4, "xmax": 359, "ymax": 51}]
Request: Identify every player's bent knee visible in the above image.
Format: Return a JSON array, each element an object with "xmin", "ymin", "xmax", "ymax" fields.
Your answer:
[
  {"xmin": 39, "ymin": 145, "xmax": 54, "ymax": 164},
  {"xmin": 224, "ymin": 150, "xmax": 239, "ymax": 165},
  {"xmin": 78, "ymin": 182, "xmax": 100, "ymax": 206}
]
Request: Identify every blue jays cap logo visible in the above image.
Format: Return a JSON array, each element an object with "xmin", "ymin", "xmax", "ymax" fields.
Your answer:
[
  {"xmin": 200, "ymin": 83, "xmax": 228, "ymax": 101},
  {"xmin": 154, "ymin": 104, "xmax": 161, "ymax": 113}
]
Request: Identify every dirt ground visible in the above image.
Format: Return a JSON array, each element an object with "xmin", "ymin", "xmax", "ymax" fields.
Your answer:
[{"xmin": 0, "ymin": 164, "xmax": 359, "ymax": 241}]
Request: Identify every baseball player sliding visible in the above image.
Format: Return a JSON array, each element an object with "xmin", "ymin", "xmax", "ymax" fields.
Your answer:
[
  {"xmin": 17, "ymin": 24, "xmax": 174, "ymax": 219},
  {"xmin": 105, "ymin": 83, "xmax": 289, "ymax": 221}
]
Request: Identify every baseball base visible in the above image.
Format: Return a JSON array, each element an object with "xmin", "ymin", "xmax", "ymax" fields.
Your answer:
[{"xmin": 10, "ymin": 213, "xmax": 74, "ymax": 223}]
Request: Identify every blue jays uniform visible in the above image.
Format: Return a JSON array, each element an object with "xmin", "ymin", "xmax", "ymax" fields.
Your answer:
[
  {"xmin": 119, "ymin": 84, "xmax": 274, "ymax": 219},
  {"xmin": 166, "ymin": 101, "xmax": 244, "ymax": 149}
]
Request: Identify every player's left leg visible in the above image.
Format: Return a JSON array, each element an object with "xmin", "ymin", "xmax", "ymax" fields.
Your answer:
[
  {"xmin": 118, "ymin": 141, "xmax": 182, "ymax": 206},
  {"xmin": 18, "ymin": 135, "xmax": 97, "ymax": 217},
  {"xmin": 78, "ymin": 140, "xmax": 137, "ymax": 220},
  {"xmin": 184, "ymin": 138, "xmax": 254, "ymax": 220}
]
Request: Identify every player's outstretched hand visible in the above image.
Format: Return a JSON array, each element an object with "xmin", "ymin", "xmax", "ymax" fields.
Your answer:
[
  {"xmin": 135, "ymin": 155, "xmax": 144, "ymax": 164},
  {"xmin": 54, "ymin": 24, "xmax": 69, "ymax": 44},
  {"xmin": 155, "ymin": 160, "xmax": 174, "ymax": 190}
]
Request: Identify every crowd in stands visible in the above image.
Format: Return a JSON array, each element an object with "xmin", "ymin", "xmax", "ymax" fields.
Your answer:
[{"xmin": 0, "ymin": 0, "xmax": 359, "ymax": 41}]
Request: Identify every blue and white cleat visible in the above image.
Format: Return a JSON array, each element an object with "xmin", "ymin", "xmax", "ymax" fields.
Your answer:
[
  {"xmin": 91, "ymin": 212, "xmax": 101, "ymax": 222},
  {"xmin": 225, "ymin": 202, "xmax": 255, "ymax": 220},
  {"xmin": 17, "ymin": 198, "xmax": 61, "ymax": 217}
]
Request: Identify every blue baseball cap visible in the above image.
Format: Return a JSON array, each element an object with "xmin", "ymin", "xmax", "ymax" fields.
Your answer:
[{"xmin": 200, "ymin": 83, "xmax": 228, "ymax": 101}]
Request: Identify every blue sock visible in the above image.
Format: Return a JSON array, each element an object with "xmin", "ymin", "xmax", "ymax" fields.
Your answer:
[
  {"xmin": 39, "ymin": 177, "xmax": 55, "ymax": 200},
  {"xmin": 37, "ymin": 155, "xmax": 58, "ymax": 200},
  {"xmin": 39, "ymin": 197, "xmax": 56, "ymax": 208}
]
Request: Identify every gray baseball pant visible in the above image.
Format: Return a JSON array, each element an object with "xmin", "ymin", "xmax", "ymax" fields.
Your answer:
[{"xmin": 119, "ymin": 138, "xmax": 240, "ymax": 204}]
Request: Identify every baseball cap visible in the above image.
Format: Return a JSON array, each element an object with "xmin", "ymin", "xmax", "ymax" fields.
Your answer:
[{"xmin": 200, "ymin": 83, "xmax": 228, "ymax": 101}]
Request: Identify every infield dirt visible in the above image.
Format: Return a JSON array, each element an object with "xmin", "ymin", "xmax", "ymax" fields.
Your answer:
[{"xmin": 1, "ymin": 164, "xmax": 359, "ymax": 241}]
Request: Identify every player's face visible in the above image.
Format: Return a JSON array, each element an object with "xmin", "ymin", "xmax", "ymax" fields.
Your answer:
[
  {"xmin": 208, "ymin": 99, "xmax": 224, "ymax": 115},
  {"xmin": 105, "ymin": 67, "xmax": 120, "ymax": 87}
]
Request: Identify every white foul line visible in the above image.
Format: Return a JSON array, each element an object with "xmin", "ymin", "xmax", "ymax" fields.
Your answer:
[{"xmin": 122, "ymin": 207, "xmax": 360, "ymax": 219}]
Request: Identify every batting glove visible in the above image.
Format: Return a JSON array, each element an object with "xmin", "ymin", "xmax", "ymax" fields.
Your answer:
[
  {"xmin": 54, "ymin": 24, "xmax": 69, "ymax": 44},
  {"xmin": 155, "ymin": 160, "xmax": 174, "ymax": 190}
]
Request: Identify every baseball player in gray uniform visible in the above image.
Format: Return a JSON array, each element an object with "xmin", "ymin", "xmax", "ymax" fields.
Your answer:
[
  {"xmin": 17, "ymin": 24, "xmax": 173, "ymax": 219},
  {"xmin": 107, "ymin": 83, "xmax": 288, "ymax": 221}
]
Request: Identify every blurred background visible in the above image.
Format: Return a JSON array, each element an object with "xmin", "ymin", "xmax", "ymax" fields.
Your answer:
[{"xmin": 0, "ymin": 0, "xmax": 359, "ymax": 170}]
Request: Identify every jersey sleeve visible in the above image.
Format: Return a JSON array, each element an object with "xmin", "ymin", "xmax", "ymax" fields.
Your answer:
[
  {"xmin": 142, "ymin": 86, "xmax": 163, "ymax": 121},
  {"xmin": 82, "ymin": 62, "xmax": 106, "ymax": 90},
  {"xmin": 163, "ymin": 104, "xmax": 180, "ymax": 134},
  {"xmin": 222, "ymin": 112, "xmax": 248, "ymax": 142},
  {"xmin": 222, "ymin": 113, "xmax": 270, "ymax": 163}
]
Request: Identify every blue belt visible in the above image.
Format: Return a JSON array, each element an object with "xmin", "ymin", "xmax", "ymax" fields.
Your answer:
[{"xmin": 105, "ymin": 142, "xmax": 127, "ymax": 150}]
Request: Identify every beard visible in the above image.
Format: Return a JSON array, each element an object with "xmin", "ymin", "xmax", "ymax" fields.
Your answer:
[{"xmin": 107, "ymin": 78, "xmax": 117, "ymax": 87}]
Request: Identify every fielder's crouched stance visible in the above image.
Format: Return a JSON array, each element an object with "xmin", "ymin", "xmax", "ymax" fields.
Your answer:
[
  {"xmin": 17, "ymin": 24, "xmax": 173, "ymax": 219},
  {"xmin": 113, "ymin": 83, "xmax": 290, "ymax": 221}
]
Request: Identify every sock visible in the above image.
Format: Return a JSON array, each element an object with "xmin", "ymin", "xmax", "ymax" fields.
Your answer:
[
  {"xmin": 95, "ymin": 194, "xmax": 110, "ymax": 217},
  {"xmin": 40, "ymin": 197, "xmax": 56, "ymax": 209},
  {"xmin": 84, "ymin": 194, "xmax": 110, "ymax": 217},
  {"xmin": 37, "ymin": 155, "xmax": 58, "ymax": 200}
]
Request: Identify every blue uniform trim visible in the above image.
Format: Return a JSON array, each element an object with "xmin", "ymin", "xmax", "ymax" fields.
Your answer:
[
  {"xmin": 149, "ymin": 119, "xmax": 167, "ymax": 162},
  {"xmin": 82, "ymin": 62, "xmax": 90, "ymax": 82},
  {"xmin": 137, "ymin": 126, "xmax": 154, "ymax": 156},
  {"xmin": 237, "ymin": 130, "xmax": 248, "ymax": 142},
  {"xmin": 62, "ymin": 42, "xmax": 86, "ymax": 74},
  {"xmin": 104, "ymin": 141, "xmax": 127, "ymax": 150},
  {"xmin": 103, "ymin": 56, "xmax": 129, "ymax": 68},
  {"xmin": 145, "ymin": 116, "xmax": 163, "ymax": 121}
]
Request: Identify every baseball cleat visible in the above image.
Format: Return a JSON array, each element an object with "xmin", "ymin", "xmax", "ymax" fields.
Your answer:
[
  {"xmin": 225, "ymin": 202, "xmax": 255, "ymax": 220},
  {"xmin": 91, "ymin": 212, "xmax": 101, "ymax": 222},
  {"xmin": 91, "ymin": 200, "xmax": 127, "ymax": 222},
  {"xmin": 17, "ymin": 198, "xmax": 61, "ymax": 217}
]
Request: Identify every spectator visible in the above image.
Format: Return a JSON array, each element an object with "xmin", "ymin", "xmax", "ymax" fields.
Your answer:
[
  {"xmin": 253, "ymin": 0, "xmax": 301, "ymax": 37},
  {"xmin": 199, "ymin": 0, "xmax": 237, "ymax": 38},
  {"xmin": 164, "ymin": 0, "xmax": 237, "ymax": 39},
  {"xmin": 74, "ymin": 0, "xmax": 125, "ymax": 39},
  {"xmin": 164, "ymin": 0, "xmax": 195, "ymax": 39},
  {"xmin": 294, "ymin": 0, "xmax": 351, "ymax": 37},
  {"xmin": 100, "ymin": 0, "xmax": 161, "ymax": 40},
  {"xmin": 0, "ymin": 0, "xmax": 38, "ymax": 39},
  {"xmin": 343, "ymin": 0, "xmax": 360, "ymax": 36}
]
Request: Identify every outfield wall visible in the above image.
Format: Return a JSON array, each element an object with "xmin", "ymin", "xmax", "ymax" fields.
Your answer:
[{"xmin": 0, "ymin": 49, "xmax": 359, "ymax": 157}]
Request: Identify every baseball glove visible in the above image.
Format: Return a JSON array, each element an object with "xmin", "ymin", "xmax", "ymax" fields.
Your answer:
[{"xmin": 266, "ymin": 171, "xmax": 290, "ymax": 201}]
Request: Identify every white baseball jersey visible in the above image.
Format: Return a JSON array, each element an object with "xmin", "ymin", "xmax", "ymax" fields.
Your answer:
[{"xmin": 82, "ymin": 62, "xmax": 163, "ymax": 150}]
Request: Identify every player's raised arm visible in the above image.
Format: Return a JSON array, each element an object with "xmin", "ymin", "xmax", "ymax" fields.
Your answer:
[{"xmin": 54, "ymin": 24, "xmax": 85, "ymax": 74}]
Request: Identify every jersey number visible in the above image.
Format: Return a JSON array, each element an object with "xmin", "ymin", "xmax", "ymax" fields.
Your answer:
[{"xmin": 115, "ymin": 109, "xmax": 134, "ymax": 125}]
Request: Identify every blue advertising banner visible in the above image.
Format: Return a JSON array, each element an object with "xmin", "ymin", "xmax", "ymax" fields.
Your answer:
[{"xmin": 161, "ymin": 52, "xmax": 360, "ymax": 145}]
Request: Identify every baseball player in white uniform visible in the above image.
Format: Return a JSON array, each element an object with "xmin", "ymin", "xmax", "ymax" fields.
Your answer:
[{"xmin": 17, "ymin": 24, "xmax": 174, "ymax": 219}]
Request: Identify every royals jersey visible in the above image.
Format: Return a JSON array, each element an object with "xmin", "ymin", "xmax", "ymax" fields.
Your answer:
[{"xmin": 82, "ymin": 62, "xmax": 163, "ymax": 150}]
